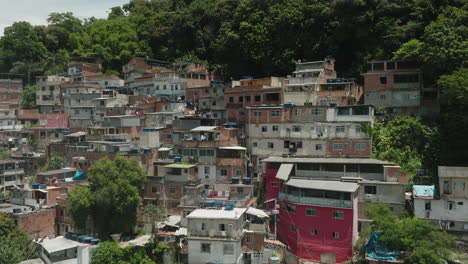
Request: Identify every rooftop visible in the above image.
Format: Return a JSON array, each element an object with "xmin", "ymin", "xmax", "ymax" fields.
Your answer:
[
  {"xmin": 187, "ymin": 208, "xmax": 247, "ymax": 219},
  {"xmin": 37, "ymin": 168, "xmax": 76, "ymax": 176},
  {"xmin": 262, "ymin": 157, "xmax": 390, "ymax": 165},
  {"xmin": 38, "ymin": 236, "xmax": 85, "ymax": 254},
  {"xmin": 163, "ymin": 163, "xmax": 196, "ymax": 169},
  {"xmin": 438, "ymin": 166, "xmax": 468, "ymax": 178},
  {"xmin": 191, "ymin": 126, "xmax": 218, "ymax": 132},
  {"xmin": 285, "ymin": 178, "xmax": 359, "ymax": 193}
]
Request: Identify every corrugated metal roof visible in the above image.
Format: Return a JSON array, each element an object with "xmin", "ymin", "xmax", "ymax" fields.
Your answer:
[
  {"xmin": 276, "ymin": 164, "xmax": 294, "ymax": 180},
  {"xmin": 163, "ymin": 163, "xmax": 196, "ymax": 169},
  {"xmin": 218, "ymin": 146, "xmax": 246, "ymax": 150},
  {"xmin": 262, "ymin": 157, "xmax": 390, "ymax": 165},
  {"xmin": 413, "ymin": 185, "xmax": 435, "ymax": 198},
  {"xmin": 285, "ymin": 178, "xmax": 359, "ymax": 192},
  {"xmin": 438, "ymin": 166, "xmax": 468, "ymax": 178},
  {"xmin": 246, "ymin": 207, "xmax": 269, "ymax": 218}
]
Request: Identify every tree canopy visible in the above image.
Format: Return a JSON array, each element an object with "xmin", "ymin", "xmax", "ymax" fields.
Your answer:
[
  {"xmin": 0, "ymin": 213, "xmax": 36, "ymax": 264},
  {"xmin": 365, "ymin": 205, "xmax": 454, "ymax": 264},
  {"xmin": 68, "ymin": 156, "xmax": 145, "ymax": 237}
]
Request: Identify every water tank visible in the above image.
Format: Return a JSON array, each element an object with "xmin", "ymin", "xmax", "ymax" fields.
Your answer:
[
  {"xmin": 91, "ymin": 238, "xmax": 100, "ymax": 245},
  {"xmin": 174, "ymin": 156, "xmax": 182, "ymax": 163},
  {"xmin": 143, "ymin": 148, "xmax": 151, "ymax": 154},
  {"xmin": 242, "ymin": 178, "xmax": 251, "ymax": 184},
  {"xmin": 78, "ymin": 235, "xmax": 87, "ymax": 243},
  {"xmin": 329, "ymin": 102, "xmax": 338, "ymax": 107},
  {"xmin": 214, "ymin": 201, "xmax": 224, "ymax": 208},
  {"xmin": 12, "ymin": 208, "xmax": 22, "ymax": 213},
  {"xmin": 225, "ymin": 203, "xmax": 235, "ymax": 210},
  {"xmin": 64, "ymin": 232, "xmax": 72, "ymax": 239},
  {"xmin": 39, "ymin": 184, "xmax": 47, "ymax": 189},
  {"xmin": 270, "ymin": 256, "xmax": 280, "ymax": 264},
  {"xmin": 71, "ymin": 233, "xmax": 79, "ymax": 241},
  {"xmin": 231, "ymin": 177, "xmax": 240, "ymax": 184},
  {"xmin": 31, "ymin": 183, "xmax": 40, "ymax": 189}
]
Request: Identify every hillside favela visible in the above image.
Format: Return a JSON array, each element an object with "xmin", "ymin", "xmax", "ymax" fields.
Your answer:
[{"xmin": 0, "ymin": 1, "xmax": 467, "ymax": 264}]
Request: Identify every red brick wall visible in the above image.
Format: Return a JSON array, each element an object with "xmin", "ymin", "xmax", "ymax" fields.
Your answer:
[
  {"xmin": 18, "ymin": 208, "xmax": 56, "ymax": 239},
  {"xmin": 364, "ymin": 73, "xmax": 394, "ymax": 91}
]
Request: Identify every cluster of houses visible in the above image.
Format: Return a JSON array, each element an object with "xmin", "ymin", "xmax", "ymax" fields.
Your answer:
[{"xmin": 0, "ymin": 56, "xmax": 462, "ymax": 264}]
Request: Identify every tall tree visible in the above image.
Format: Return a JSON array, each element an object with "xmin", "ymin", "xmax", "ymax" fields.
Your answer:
[
  {"xmin": 0, "ymin": 213, "xmax": 36, "ymax": 264},
  {"xmin": 21, "ymin": 85, "xmax": 37, "ymax": 110}
]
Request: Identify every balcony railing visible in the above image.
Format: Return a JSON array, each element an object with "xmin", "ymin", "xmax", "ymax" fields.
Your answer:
[{"xmin": 278, "ymin": 192, "xmax": 353, "ymax": 209}]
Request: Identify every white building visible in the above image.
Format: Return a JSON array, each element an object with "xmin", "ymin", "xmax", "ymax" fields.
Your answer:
[{"xmin": 414, "ymin": 166, "xmax": 468, "ymax": 232}]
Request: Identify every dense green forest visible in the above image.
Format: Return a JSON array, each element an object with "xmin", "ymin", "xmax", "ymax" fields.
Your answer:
[{"xmin": 0, "ymin": 0, "xmax": 466, "ymax": 170}]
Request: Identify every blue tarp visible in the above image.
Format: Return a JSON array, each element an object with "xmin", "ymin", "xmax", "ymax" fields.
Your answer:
[
  {"xmin": 365, "ymin": 232, "xmax": 399, "ymax": 260},
  {"xmin": 413, "ymin": 185, "xmax": 435, "ymax": 197},
  {"xmin": 72, "ymin": 171, "xmax": 88, "ymax": 180}
]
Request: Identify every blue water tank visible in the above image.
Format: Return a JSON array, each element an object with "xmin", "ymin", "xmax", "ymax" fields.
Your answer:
[
  {"xmin": 214, "ymin": 201, "xmax": 224, "ymax": 208},
  {"xmin": 39, "ymin": 184, "xmax": 47, "ymax": 189},
  {"xmin": 64, "ymin": 232, "xmax": 72, "ymax": 239},
  {"xmin": 243, "ymin": 178, "xmax": 252, "ymax": 184},
  {"xmin": 205, "ymin": 200, "xmax": 215, "ymax": 207},
  {"xmin": 83, "ymin": 237, "xmax": 92, "ymax": 243},
  {"xmin": 71, "ymin": 233, "xmax": 79, "ymax": 241},
  {"xmin": 12, "ymin": 208, "xmax": 22, "ymax": 213},
  {"xmin": 174, "ymin": 156, "xmax": 182, "ymax": 163},
  {"xmin": 225, "ymin": 203, "xmax": 235, "ymax": 210},
  {"xmin": 329, "ymin": 102, "xmax": 338, "ymax": 107},
  {"xmin": 231, "ymin": 177, "xmax": 240, "ymax": 184},
  {"xmin": 31, "ymin": 183, "xmax": 40, "ymax": 189},
  {"xmin": 91, "ymin": 238, "xmax": 100, "ymax": 245},
  {"xmin": 143, "ymin": 148, "xmax": 151, "ymax": 154}
]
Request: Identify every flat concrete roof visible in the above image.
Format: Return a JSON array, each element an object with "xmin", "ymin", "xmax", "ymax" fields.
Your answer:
[
  {"xmin": 37, "ymin": 168, "xmax": 76, "ymax": 176},
  {"xmin": 262, "ymin": 156, "xmax": 390, "ymax": 165},
  {"xmin": 39, "ymin": 236, "xmax": 84, "ymax": 254},
  {"xmin": 438, "ymin": 166, "xmax": 468, "ymax": 178},
  {"xmin": 285, "ymin": 178, "xmax": 359, "ymax": 193},
  {"xmin": 187, "ymin": 208, "xmax": 247, "ymax": 219}
]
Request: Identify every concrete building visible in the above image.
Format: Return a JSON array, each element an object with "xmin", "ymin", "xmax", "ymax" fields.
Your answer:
[
  {"xmin": 0, "ymin": 159, "xmax": 25, "ymax": 189},
  {"xmin": 414, "ymin": 167, "xmax": 468, "ymax": 233},
  {"xmin": 62, "ymin": 82, "xmax": 103, "ymax": 128},
  {"xmin": 261, "ymin": 157, "xmax": 408, "ymax": 230},
  {"xmin": 186, "ymin": 207, "xmax": 271, "ymax": 264},
  {"xmin": 35, "ymin": 75, "xmax": 69, "ymax": 113},
  {"xmin": 277, "ymin": 178, "xmax": 359, "ymax": 263},
  {"xmin": 0, "ymin": 75, "xmax": 23, "ymax": 109},
  {"xmin": 363, "ymin": 60, "xmax": 439, "ymax": 116},
  {"xmin": 0, "ymin": 108, "xmax": 17, "ymax": 130},
  {"xmin": 36, "ymin": 236, "xmax": 96, "ymax": 264},
  {"xmin": 185, "ymin": 81, "xmax": 228, "ymax": 122}
]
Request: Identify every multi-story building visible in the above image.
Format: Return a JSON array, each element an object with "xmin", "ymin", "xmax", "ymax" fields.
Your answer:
[
  {"xmin": 62, "ymin": 82, "xmax": 103, "ymax": 128},
  {"xmin": 186, "ymin": 206, "xmax": 271, "ymax": 264},
  {"xmin": 246, "ymin": 104, "xmax": 374, "ymax": 177},
  {"xmin": 278, "ymin": 178, "xmax": 359, "ymax": 263},
  {"xmin": 185, "ymin": 81, "xmax": 228, "ymax": 122},
  {"xmin": 0, "ymin": 75, "xmax": 23, "ymax": 110},
  {"xmin": 363, "ymin": 60, "xmax": 439, "ymax": 116},
  {"xmin": 35, "ymin": 75, "xmax": 70, "ymax": 113},
  {"xmin": 122, "ymin": 57, "xmax": 169, "ymax": 86},
  {"xmin": 67, "ymin": 57, "xmax": 103, "ymax": 82},
  {"xmin": 0, "ymin": 159, "xmax": 25, "ymax": 189},
  {"xmin": 414, "ymin": 166, "xmax": 468, "ymax": 233},
  {"xmin": 0, "ymin": 108, "xmax": 17, "ymax": 129}
]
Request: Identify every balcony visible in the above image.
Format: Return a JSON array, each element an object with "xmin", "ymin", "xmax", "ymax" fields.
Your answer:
[
  {"xmin": 288, "ymin": 77, "xmax": 318, "ymax": 87},
  {"xmin": 278, "ymin": 192, "xmax": 353, "ymax": 209}
]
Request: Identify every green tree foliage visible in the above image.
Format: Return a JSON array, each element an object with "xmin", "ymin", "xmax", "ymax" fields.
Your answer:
[
  {"xmin": 366, "ymin": 205, "xmax": 454, "ymax": 264},
  {"xmin": 21, "ymin": 85, "xmax": 37, "ymax": 109},
  {"xmin": 44, "ymin": 152, "xmax": 64, "ymax": 171},
  {"xmin": 0, "ymin": 213, "xmax": 36, "ymax": 264},
  {"xmin": 68, "ymin": 186, "xmax": 94, "ymax": 229},
  {"xmin": 68, "ymin": 156, "xmax": 145, "ymax": 236},
  {"xmin": 364, "ymin": 116, "xmax": 439, "ymax": 181},
  {"xmin": 437, "ymin": 68, "xmax": 468, "ymax": 166},
  {"xmin": 91, "ymin": 241, "xmax": 156, "ymax": 264}
]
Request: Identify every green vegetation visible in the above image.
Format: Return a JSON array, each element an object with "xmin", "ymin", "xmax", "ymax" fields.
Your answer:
[
  {"xmin": 21, "ymin": 85, "xmax": 37, "ymax": 109},
  {"xmin": 68, "ymin": 156, "xmax": 145, "ymax": 237},
  {"xmin": 43, "ymin": 152, "xmax": 64, "ymax": 171},
  {"xmin": 359, "ymin": 205, "xmax": 455, "ymax": 264},
  {"xmin": 0, "ymin": 213, "xmax": 36, "ymax": 264}
]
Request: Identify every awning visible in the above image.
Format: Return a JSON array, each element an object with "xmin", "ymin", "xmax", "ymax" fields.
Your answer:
[
  {"xmin": 175, "ymin": 227, "xmax": 187, "ymax": 236},
  {"xmin": 276, "ymin": 163, "xmax": 294, "ymax": 180},
  {"xmin": 191, "ymin": 126, "xmax": 217, "ymax": 132},
  {"xmin": 158, "ymin": 147, "xmax": 173, "ymax": 151},
  {"xmin": 218, "ymin": 146, "xmax": 246, "ymax": 150},
  {"xmin": 163, "ymin": 164, "xmax": 196, "ymax": 169},
  {"xmin": 246, "ymin": 207, "xmax": 269, "ymax": 218},
  {"xmin": 65, "ymin": 131, "xmax": 86, "ymax": 137}
]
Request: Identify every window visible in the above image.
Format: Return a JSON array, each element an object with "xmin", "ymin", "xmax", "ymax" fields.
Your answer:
[
  {"xmin": 272, "ymin": 125, "xmax": 279, "ymax": 131},
  {"xmin": 219, "ymin": 224, "xmax": 226, "ymax": 231},
  {"xmin": 246, "ymin": 236, "xmax": 252, "ymax": 244},
  {"xmin": 402, "ymin": 94, "xmax": 411, "ymax": 101},
  {"xmin": 221, "ymin": 169, "xmax": 228, "ymax": 176},
  {"xmin": 335, "ymin": 126, "xmax": 345, "ymax": 133},
  {"xmin": 223, "ymin": 244, "xmax": 234, "ymax": 255},
  {"xmin": 204, "ymin": 166, "xmax": 210, "ymax": 174},
  {"xmin": 290, "ymin": 225, "xmax": 297, "ymax": 232},
  {"xmin": 262, "ymin": 126, "xmax": 268, "ymax": 132},
  {"xmin": 443, "ymin": 181, "xmax": 451, "ymax": 194},
  {"xmin": 267, "ymin": 142, "xmax": 274, "ymax": 149},
  {"xmin": 238, "ymin": 96, "xmax": 244, "ymax": 102},
  {"xmin": 74, "ymin": 109, "xmax": 80, "ymax": 115},
  {"xmin": 454, "ymin": 182, "xmax": 465, "ymax": 191},
  {"xmin": 229, "ymin": 97, "xmax": 234, "ymax": 103},
  {"xmin": 333, "ymin": 210, "xmax": 344, "ymax": 219},
  {"xmin": 364, "ymin": 185, "xmax": 377, "ymax": 194},
  {"xmin": 355, "ymin": 125, "xmax": 363, "ymax": 133},
  {"xmin": 306, "ymin": 208, "xmax": 317, "ymax": 216},
  {"xmin": 246, "ymin": 96, "xmax": 251, "ymax": 102},
  {"xmin": 169, "ymin": 188, "xmax": 175, "ymax": 194},
  {"xmin": 425, "ymin": 201, "xmax": 431, "ymax": 210},
  {"xmin": 156, "ymin": 85, "xmax": 159, "ymax": 90},
  {"xmin": 254, "ymin": 111, "xmax": 262, "ymax": 117},
  {"xmin": 239, "ymin": 111, "xmax": 245, "ymax": 116},
  {"xmin": 315, "ymin": 144, "xmax": 322, "ymax": 151},
  {"xmin": 310, "ymin": 229, "xmax": 318, "ymax": 235},
  {"xmin": 236, "ymin": 170, "xmax": 242, "ymax": 176},
  {"xmin": 332, "ymin": 232, "xmax": 340, "ymax": 238},
  {"xmin": 380, "ymin": 94, "xmax": 386, "ymax": 100},
  {"xmin": 292, "ymin": 126, "xmax": 301, "ymax": 132},
  {"xmin": 356, "ymin": 143, "xmax": 366, "ymax": 151},
  {"xmin": 311, "ymin": 108, "xmax": 323, "ymax": 115},
  {"xmin": 200, "ymin": 223, "xmax": 206, "ymax": 231},
  {"xmin": 171, "ymin": 201, "xmax": 179, "ymax": 208},
  {"xmin": 252, "ymin": 142, "xmax": 257, "ymax": 147},
  {"xmin": 151, "ymin": 186, "xmax": 157, "ymax": 193},
  {"xmin": 201, "ymin": 243, "xmax": 211, "ymax": 253},
  {"xmin": 163, "ymin": 85, "xmax": 167, "ymax": 90},
  {"xmin": 333, "ymin": 143, "xmax": 343, "ymax": 150},
  {"xmin": 255, "ymin": 95, "xmax": 261, "ymax": 102},
  {"xmin": 295, "ymin": 109, "xmax": 301, "ymax": 115},
  {"xmin": 271, "ymin": 181, "xmax": 279, "ymax": 188},
  {"xmin": 271, "ymin": 111, "xmax": 280, "ymax": 117},
  {"xmin": 284, "ymin": 203, "xmax": 296, "ymax": 213},
  {"xmin": 380, "ymin": 76, "xmax": 387, "ymax": 84},
  {"xmin": 448, "ymin": 201, "xmax": 455, "ymax": 210}
]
